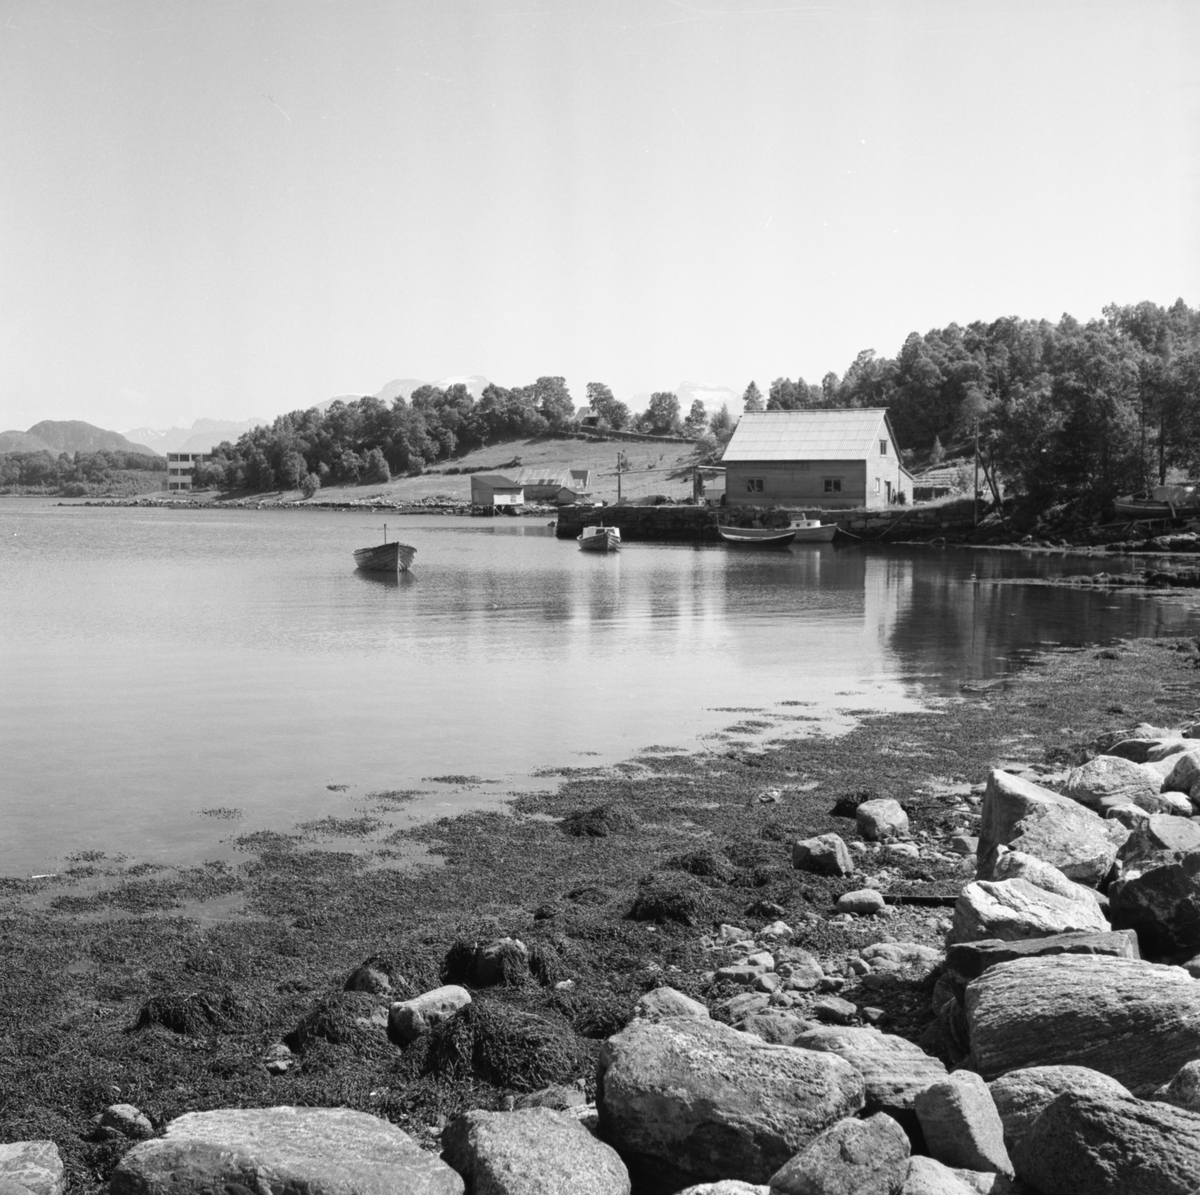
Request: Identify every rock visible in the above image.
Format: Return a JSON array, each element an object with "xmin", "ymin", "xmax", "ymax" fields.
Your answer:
[
  {"xmin": 110, "ymin": 1107, "xmax": 463, "ymax": 1195},
  {"xmin": 901, "ymin": 1157, "xmax": 982, "ymax": 1195},
  {"xmin": 596, "ymin": 1016, "xmax": 864, "ymax": 1186},
  {"xmin": 976, "ymin": 770, "xmax": 1124, "ymax": 885},
  {"xmin": 100, "ymin": 1104, "xmax": 155, "ymax": 1140},
  {"xmin": 856, "ymin": 799, "xmax": 909, "ymax": 842},
  {"xmin": 987, "ymin": 849, "xmax": 1104, "ymax": 909},
  {"xmin": 511, "ymin": 1085, "xmax": 587, "ymax": 1111},
  {"xmin": 1063, "ymin": 755, "xmax": 1176, "ymax": 814},
  {"xmin": 947, "ymin": 878, "xmax": 1110, "ymax": 945},
  {"xmin": 633, "ymin": 986, "xmax": 710, "ymax": 1021},
  {"xmin": 1011, "ymin": 1091, "xmax": 1200, "ymax": 1195},
  {"xmin": 793, "ymin": 834, "xmax": 855, "ymax": 876},
  {"xmin": 1106, "ymin": 736, "xmax": 1191, "ymax": 764},
  {"xmin": 719, "ymin": 924, "xmax": 753, "ymax": 943},
  {"xmin": 388, "ymin": 986, "xmax": 472, "ymax": 1046},
  {"xmin": 716, "ymin": 961, "xmax": 772, "ymax": 984},
  {"xmin": 944, "ymin": 929, "xmax": 1139, "ymax": 985},
  {"xmin": 813, "ymin": 996, "xmax": 859, "ymax": 1025},
  {"xmin": 1108, "ymin": 814, "xmax": 1200, "ymax": 955},
  {"xmin": 719, "ymin": 992, "xmax": 772, "ymax": 1022},
  {"xmin": 988, "ymin": 1065, "xmax": 1132, "ymax": 1150},
  {"xmin": 792, "ymin": 1025, "xmax": 948, "ymax": 1110},
  {"xmin": 677, "ymin": 1185, "xmax": 769, "ymax": 1195},
  {"xmin": 0, "ymin": 1142, "xmax": 64, "ymax": 1195},
  {"xmin": 1104, "ymin": 801, "xmax": 1151, "ymax": 830},
  {"xmin": 1153, "ymin": 1059, "xmax": 1200, "ymax": 1111},
  {"xmin": 775, "ymin": 947, "xmax": 825, "ymax": 990},
  {"xmin": 470, "ymin": 938, "xmax": 530, "ymax": 986},
  {"xmin": 860, "ymin": 941, "xmax": 943, "ymax": 972},
  {"xmin": 836, "ymin": 889, "xmax": 886, "ymax": 916},
  {"xmin": 345, "ymin": 958, "xmax": 395, "ymax": 994},
  {"xmin": 886, "ymin": 842, "xmax": 921, "ymax": 860},
  {"xmin": 758, "ymin": 920, "xmax": 795, "ymax": 942},
  {"xmin": 768, "ymin": 1113, "xmax": 910, "ymax": 1195},
  {"xmin": 754, "ymin": 973, "xmax": 784, "ymax": 994},
  {"xmin": 738, "ymin": 1010, "xmax": 814, "ymax": 1045},
  {"xmin": 914, "ymin": 1071, "xmax": 1013, "ymax": 1176},
  {"xmin": 966, "ymin": 954, "xmax": 1200, "ymax": 1095},
  {"xmin": 440, "ymin": 1107, "xmax": 628, "ymax": 1195},
  {"xmin": 951, "ymin": 836, "xmax": 979, "ymax": 856}
]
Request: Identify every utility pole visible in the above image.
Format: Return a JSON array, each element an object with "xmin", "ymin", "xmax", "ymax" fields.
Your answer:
[
  {"xmin": 973, "ymin": 422, "xmax": 980, "ymax": 527},
  {"xmin": 616, "ymin": 454, "xmax": 622, "ymax": 504}
]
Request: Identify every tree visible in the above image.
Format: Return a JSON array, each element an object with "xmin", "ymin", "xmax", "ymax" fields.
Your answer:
[
  {"xmin": 645, "ymin": 391, "xmax": 682, "ymax": 435},
  {"xmin": 300, "ymin": 472, "xmax": 320, "ymax": 499},
  {"xmin": 929, "ymin": 435, "xmax": 945, "ymax": 466},
  {"xmin": 586, "ymin": 382, "xmax": 629, "ymax": 430},
  {"xmin": 682, "ymin": 399, "xmax": 708, "ymax": 438},
  {"xmin": 709, "ymin": 403, "xmax": 734, "ymax": 436},
  {"xmin": 533, "ymin": 376, "xmax": 574, "ymax": 428},
  {"xmin": 742, "ymin": 381, "xmax": 764, "ymax": 412},
  {"xmin": 363, "ymin": 447, "xmax": 390, "ymax": 484}
]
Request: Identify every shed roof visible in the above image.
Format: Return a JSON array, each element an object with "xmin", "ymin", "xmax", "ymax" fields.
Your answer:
[
  {"xmin": 720, "ymin": 409, "xmax": 898, "ymax": 462},
  {"xmin": 471, "ymin": 473, "xmax": 522, "ymax": 488},
  {"xmin": 513, "ymin": 466, "xmax": 572, "ymax": 488}
]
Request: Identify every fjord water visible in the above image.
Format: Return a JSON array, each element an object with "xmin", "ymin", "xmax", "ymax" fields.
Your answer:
[{"xmin": 1, "ymin": 501, "xmax": 1196, "ymax": 876}]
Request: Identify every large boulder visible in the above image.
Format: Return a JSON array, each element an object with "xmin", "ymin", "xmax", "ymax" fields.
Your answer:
[
  {"xmin": 1063, "ymin": 755, "xmax": 1168, "ymax": 813},
  {"xmin": 1161, "ymin": 748, "xmax": 1200, "ymax": 796},
  {"xmin": 947, "ymin": 878, "xmax": 1109, "ymax": 945},
  {"xmin": 1011, "ymin": 1091, "xmax": 1200, "ymax": 1195},
  {"xmin": 1154, "ymin": 1059, "xmax": 1200, "ymax": 1112},
  {"xmin": 899, "ymin": 1157, "xmax": 982, "ymax": 1195},
  {"xmin": 914, "ymin": 1071, "xmax": 1012, "ymax": 1176},
  {"xmin": 768, "ymin": 1113, "xmax": 910, "ymax": 1195},
  {"xmin": 944, "ymin": 929, "xmax": 1138, "ymax": 985},
  {"xmin": 793, "ymin": 834, "xmax": 855, "ymax": 877},
  {"xmin": 596, "ymin": 1016, "xmax": 864, "ymax": 1186},
  {"xmin": 791, "ymin": 1025, "xmax": 948, "ymax": 1111},
  {"xmin": 856, "ymin": 799, "xmax": 909, "ymax": 842},
  {"xmin": 1108, "ymin": 814, "xmax": 1200, "ymax": 955},
  {"xmin": 1106, "ymin": 737, "xmax": 1192, "ymax": 764},
  {"xmin": 965, "ymin": 955, "xmax": 1200, "ymax": 1095},
  {"xmin": 0, "ymin": 1141, "xmax": 64, "ymax": 1195},
  {"xmin": 988, "ymin": 1065, "xmax": 1132, "ymax": 1151},
  {"xmin": 440, "ymin": 1107, "xmax": 629, "ymax": 1195},
  {"xmin": 987, "ymin": 849, "xmax": 1103, "ymax": 908},
  {"xmin": 976, "ymin": 770, "xmax": 1125, "ymax": 885},
  {"xmin": 389, "ymin": 986, "xmax": 472, "ymax": 1046},
  {"xmin": 109, "ymin": 1107, "xmax": 464, "ymax": 1195}
]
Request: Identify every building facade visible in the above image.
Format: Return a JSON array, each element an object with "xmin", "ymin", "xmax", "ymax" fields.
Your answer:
[
  {"xmin": 165, "ymin": 452, "xmax": 211, "ymax": 491},
  {"xmin": 469, "ymin": 474, "xmax": 525, "ymax": 506},
  {"xmin": 720, "ymin": 409, "xmax": 911, "ymax": 509}
]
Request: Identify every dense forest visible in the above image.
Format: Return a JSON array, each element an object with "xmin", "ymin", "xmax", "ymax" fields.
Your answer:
[
  {"xmin": 149, "ymin": 299, "xmax": 1200, "ymax": 512},
  {"xmin": 0, "ymin": 449, "xmax": 165, "ymax": 495},
  {"xmin": 762, "ymin": 300, "xmax": 1200, "ymax": 509}
]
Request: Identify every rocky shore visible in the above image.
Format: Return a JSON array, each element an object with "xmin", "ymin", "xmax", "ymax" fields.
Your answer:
[{"xmin": 2, "ymin": 635, "xmax": 1200, "ymax": 1193}]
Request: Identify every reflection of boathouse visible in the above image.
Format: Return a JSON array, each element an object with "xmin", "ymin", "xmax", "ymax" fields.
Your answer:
[{"xmin": 721, "ymin": 409, "xmax": 912, "ymax": 509}]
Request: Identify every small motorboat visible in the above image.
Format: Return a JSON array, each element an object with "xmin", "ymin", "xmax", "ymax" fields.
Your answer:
[
  {"xmin": 578, "ymin": 525, "xmax": 621, "ymax": 552},
  {"xmin": 1113, "ymin": 483, "xmax": 1200, "ymax": 521},
  {"xmin": 354, "ymin": 524, "xmax": 416, "ymax": 572},
  {"xmin": 789, "ymin": 518, "xmax": 837, "ymax": 543}
]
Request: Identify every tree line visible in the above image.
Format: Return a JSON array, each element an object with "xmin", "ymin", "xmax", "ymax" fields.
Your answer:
[
  {"xmin": 755, "ymin": 300, "xmax": 1200, "ymax": 510},
  {"xmin": 0, "ymin": 449, "xmax": 165, "ymax": 492}
]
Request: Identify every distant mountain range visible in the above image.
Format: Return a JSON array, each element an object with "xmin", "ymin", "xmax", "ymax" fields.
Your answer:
[
  {"xmin": 123, "ymin": 417, "xmax": 269, "ymax": 455},
  {"xmin": 0, "ymin": 420, "xmax": 161, "ymax": 457}
]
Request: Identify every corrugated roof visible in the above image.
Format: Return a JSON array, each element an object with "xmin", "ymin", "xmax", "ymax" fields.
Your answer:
[
  {"xmin": 471, "ymin": 473, "xmax": 522, "ymax": 488},
  {"xmin": 514, "ymin": 467, "xmax": 572, "ymax": 487},
  {"xmin": 720, "ymin": 409, "xmax": 894, "ymax": 462}
]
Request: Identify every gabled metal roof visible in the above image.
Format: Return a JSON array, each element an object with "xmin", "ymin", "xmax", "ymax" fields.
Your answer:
[
  {"xmin": 470, "ymin": 473, "xmax": 522, "ymax": 488},
  {"xmin": 720, "ymin": 409, "xmax": 898, "ymax": 462},
  {"xmin": 514, "ymin": 467, "xmax": 572, "ymax": 488}
]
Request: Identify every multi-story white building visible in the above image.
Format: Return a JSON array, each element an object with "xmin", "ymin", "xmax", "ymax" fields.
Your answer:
[{"xmin": 165, "ymin": 452, "xmax": 211, "ymax": 491}]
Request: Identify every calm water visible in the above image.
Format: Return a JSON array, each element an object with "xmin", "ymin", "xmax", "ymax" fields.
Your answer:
[{"xmin": 1, "ymin": 500, "xmax": 1196, "ymax": 876}]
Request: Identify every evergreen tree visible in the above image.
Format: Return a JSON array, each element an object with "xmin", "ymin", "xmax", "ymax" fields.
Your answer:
[{"xmin": 742, "ymin": 381, "xmax": 764, "ymax": 412}]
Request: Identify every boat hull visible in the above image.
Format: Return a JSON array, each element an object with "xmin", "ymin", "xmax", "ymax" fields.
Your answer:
[
  {"xmin": 578, "ymin": 528, "xmax": 621, "ymax": 552},
  {"xmin": 717, "ymin": 527, "xmax": 796, "ymax": 546},
  {"xmin": 790, "ymin": 523, "xmax": 837, "ymax": 542},
  {"xmin": 353, "ymin": 541, "xmax": 416, "ymax": 571}
]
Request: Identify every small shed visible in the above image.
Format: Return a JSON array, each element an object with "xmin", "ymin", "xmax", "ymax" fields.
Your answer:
[
  {"xmin": 513, "ymin": 467, "xmax": 591, "ymax": 502},
  {"xmin": 470, "ymin": 474, "xmax": 524, "ymax": 506},
  {"xmin": 721, "ymin": 409, "xmax": 911, "ymax": 509}
]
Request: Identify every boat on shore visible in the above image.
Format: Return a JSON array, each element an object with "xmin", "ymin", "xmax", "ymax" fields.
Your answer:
[
  {"xmin": 718, "ymin": 518, "xmax": 837, "ymax": 546},
  {"xmin": 1113, "ymin": 483, "xmax": 1200, "ymax": 521},
  {"xmin": 578, "ymin": 525, "xmax": 621, "ymax": 552},
  {"xmin": 354, "ymin": 524, "xmax": 416, "ymax": 572}
]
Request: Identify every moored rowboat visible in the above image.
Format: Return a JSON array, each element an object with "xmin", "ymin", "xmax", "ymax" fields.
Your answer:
[
  {"xmin": 717, "ymin": 525, "xmax": 796, "ymax": 546},
  {"xmin": 354, "ymin": 524, "xmax": 416, "ymax": 572},
  {"xmin": 578, "ymin": 525, "xmax": 621, "ymax": 552}
]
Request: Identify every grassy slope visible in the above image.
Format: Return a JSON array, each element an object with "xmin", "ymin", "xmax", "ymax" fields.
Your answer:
[{"xmin": 2, "ymin": 633, "xmax": 1198, "ymax": 1191}]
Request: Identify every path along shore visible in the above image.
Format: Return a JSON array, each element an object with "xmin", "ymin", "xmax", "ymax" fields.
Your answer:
[{"xmin": 2, "ymin": 628, "xmax": 1200, "ymax": 1192}]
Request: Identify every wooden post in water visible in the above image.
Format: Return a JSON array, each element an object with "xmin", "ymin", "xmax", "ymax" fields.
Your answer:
[{"xmin": 617, "ymin": 456, "xmax": 622, "ymax": 504}]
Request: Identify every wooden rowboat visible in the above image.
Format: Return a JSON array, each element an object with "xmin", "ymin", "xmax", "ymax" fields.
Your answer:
[
  {"xmin": 717, "ymin": 525, "xmax": 796, "ymax": 546},
  {"xmin": 354, "ymin": 524, "xmax": 416, "ymax": 572},
  {"xmin": 578, "ymin": 525, "xmax": 621, "ymax": 552}
]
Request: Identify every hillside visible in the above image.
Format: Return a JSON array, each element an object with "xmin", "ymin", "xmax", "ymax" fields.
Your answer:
[{"xmin": 0, "ymin": 420, "xmax": 160, "ymax": 456}]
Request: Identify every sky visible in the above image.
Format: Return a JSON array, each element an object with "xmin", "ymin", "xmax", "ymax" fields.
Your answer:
[{"xmin": 1, "ymin": 0, "xmax": 1198, "ymax": 433}]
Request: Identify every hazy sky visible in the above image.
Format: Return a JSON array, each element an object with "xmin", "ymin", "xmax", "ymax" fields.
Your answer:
[{"xmin": 1, "ymin": 0, "xmax": 1197, "ymax": 432}]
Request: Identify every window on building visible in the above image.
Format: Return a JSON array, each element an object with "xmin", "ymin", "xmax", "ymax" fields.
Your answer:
[
  {"xmin": 874, "ymin": 477, "xmax": 881, "ymax": 494},
  {"xmin": 880, "ymin": 439, "xmax": 888, "ymax": 455},
  {"xmin": 746, "ymin": 478, "xmax": 764, "ymax": 493},
  {"xmin": 823, "ymin": 478, "xmax": 842, "ymax": 494}
]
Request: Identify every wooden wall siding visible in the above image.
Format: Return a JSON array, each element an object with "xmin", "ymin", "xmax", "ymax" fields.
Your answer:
[{"xmin": 725, "ymin": 460, "xmax": 867, "ymax": 508}]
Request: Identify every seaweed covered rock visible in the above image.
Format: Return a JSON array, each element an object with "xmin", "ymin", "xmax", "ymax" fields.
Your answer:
[
  {"xmin": 966, "ymin": 955, "xmax": 1200, "ymax": 1095},
  {"xmin": 628, "ymin": 873, "xmax": 710, "ymax": 926},
  {"xmin": 560, "ymin": 804, "xmax": 638, "ymax": 838},
  {"xmin": 284, "ymin": 991, "xmax": 386, "ymax": 1052},
  {"xmin": 442, "ymin": 938, "xmax": 530, "ymax": 988},
  {"xmin": 441, "ymin": 1107, "xmax": 629, "ymax": 1195},
  {"xmin": 597, "ymin": 1016, "xmax": 864, "ymax": 1187},
  {"xmin": 424, "ymin": 1000, "xmax": 587, "ymax": 1092},
  {"xmin": 110, "ymin": 1107, "xmax": 463, "ymax": 1195},
  {"xmin": 133, "ymin": 988, "xmax": 240, "ymax": 1036}
]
